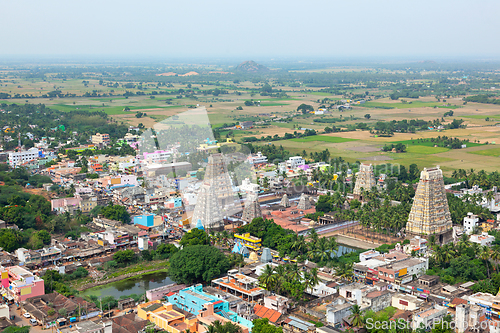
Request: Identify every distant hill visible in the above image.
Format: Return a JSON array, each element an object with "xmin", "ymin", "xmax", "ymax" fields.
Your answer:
[{"xmin": 235, "ymin": 60, "xmax": 270, "ymax": 73}]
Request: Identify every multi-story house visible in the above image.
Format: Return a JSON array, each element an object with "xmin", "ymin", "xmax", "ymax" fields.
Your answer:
[{"xmin": 0, "ymin": 266, "xmax": 45, "ymax": 302}]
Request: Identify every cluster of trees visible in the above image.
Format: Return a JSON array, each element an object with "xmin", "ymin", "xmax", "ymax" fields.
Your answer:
[
  {"xmin": 450, "ymin": 168, "xmax": 500, "ymax": 190},
  {"xmin": 241, "ymin": 129, "xmax": 317, "ymax": 143},
  {"xmin": 180, "ymin": 228, "xmax": 210, "ymax": 247},
  {"xmin": 245, "ymin": 143, "xmax": 290, "ymax": 164},
  {"xmin": 0, "ymin": 164, "xmax": 52, "ymax": 188},
  {"xmin": 91, "ymin": 203, "xmax": 131, "ymax": 224},
  {"xmin": 106, "ymin": 244, "xmax": 179, "ymax": 270},
  {"xmin": 0, "ymin": 103, "xmax": 129, "ymax": 151},
  {"xmin": 169, "ymin": 245, "xmax": 233, "ymax": 284},
  {"xmin": 297, "ymin": 103, "xmax": 314, "ymax": 114},
  {"xmin": 0, "ymin": 167, "xmax": 95, "ymax": 251},
  {"xmin": 407, "ymin": 136, "xmax": 474, "ymax": 149},
  {"xmin": 258, "ymin": 264, "xmax": 312, "ymax": 303},
  {"xmin": 427, "ymin": 234, "xmax": 500, "ymax": 294},
  {"xmin": 356, "ymin": 190, "xmax": 412, "ymax": 237},
  {"xmin": 381, "ymin": 143, "xmax": 407, "ymax": 153},
  {"xmin": 447, "ymin": 193, "xmax": 493, "ymax": 225},
  {"xmin": 42, "ymin": 268, "xmax": 89, "ymax": 296},
  {"xmin": 464, "ymin": 94, "xmax": 500, "ymax": 105},
  {"xmin": 371, "ymin": 119, "xmax": 433, "ymax": 136},
  {"xmin": 237, "ymin": 218, "xmax": 338, "ymax": 265},
  {"xmin": 65, "ymin": 143, "xmax": 136, "ymax": 160},
  {"xmin": 373, "ymin": 163, "xmax": 420, "ymax": 184}
]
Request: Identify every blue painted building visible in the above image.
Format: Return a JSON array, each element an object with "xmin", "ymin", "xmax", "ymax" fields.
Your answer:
[
  {"xmin": 134, "ymin": 214, "xmax": 156, "ymax": 227},
  {"xmin": 166, "ymin": 284, "xmax": 253, "ymax": 331}
]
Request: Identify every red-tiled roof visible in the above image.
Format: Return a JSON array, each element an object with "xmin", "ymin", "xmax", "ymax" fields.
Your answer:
[
  {"xmin": 254, "ymin": 304, "xmax": 281, "ymax": 323},
  {"xmin": 451, "ymin": 297, "xmax": 468, "ymax": 306}
]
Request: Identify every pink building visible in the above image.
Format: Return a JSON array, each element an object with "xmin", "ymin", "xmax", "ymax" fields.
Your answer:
[
  {"xmin": 146, "ymin": 283, "xmax": 186, "ymax": 302},
  {"xmin": 0, "ymin": 266, "xmax": 45, "ymax": 303},
  {"xmin": 51, "ymin": 197, "xmax": 81, "ymax": 213},
  {"xmin": 141, "ymin": 150, "xmax": 172, "ymax": 163}
]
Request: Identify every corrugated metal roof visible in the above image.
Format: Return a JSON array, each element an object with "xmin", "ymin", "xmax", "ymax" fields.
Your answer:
[{"xmin": 287, "ymin": 316, "xmax": 314, "ymax": 331}]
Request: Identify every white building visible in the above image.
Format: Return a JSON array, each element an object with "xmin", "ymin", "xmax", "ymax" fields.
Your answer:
[
  {"xmin": 264, "ymin": 295, "xmax": 289, "ymax": 314},
  {"xmin": 138, "ymin": 236, "xmax": 149, "ymax": 251},
  {"xmin": 247, "ymin": 152, "xmax": 268, "ymax": 165},
  {"xmin": 464, "ymin": 212, "xmax": 479, "ymax": 235},
  {"xmin": 306, "ymin": 280, "xmax": 337, "ymax": 298},
  {"xmin": 392, "ymin": 294, "xmax": 424, "ymax": 311},
  {"xmin": 8, "ymin": 148, "xmax": 40, "ymax": 166},
  {"xmin": 286, "ymin": 156, "xmax": 305, "ymax": 169},
  {"xmin": 239, "ymin": 178, "xmax": 260, "ymax": 194},
  {"xmin": 326, "ymin": 297, "xmax": 352, "ymax": 326},
  {"xmin": 404, "ymin": 236, "xmax": 428, "ymax": 255},
  {"xmin": 412, "ymin": 306, "xmax": 447, "ymax": 331},
  {"xmin": 118, "ymin": 159, "xmax": 139, "ymax": 171},
  {"xmin": 360, "ymin": 250, "xmax": 381, "ymax": 262},
  {"xmin": 470, "ymin": 232, "xmax": 495, "ymax": 247},
  {"xmin": 141, "ymin": 150, "xmax": 172, "ymax": 164}
]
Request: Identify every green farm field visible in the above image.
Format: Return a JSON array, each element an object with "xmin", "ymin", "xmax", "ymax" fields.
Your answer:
[
  {"xmin": 468, "ymin": 147, "xmax": 500, "ymax": 157},
  {"xmin": 289, "ymin": 135, "xmax": 356, "ymax": 143},
  {"xmin": 2, "ymin": 64, "xmax": 500, "ymax": 174}
]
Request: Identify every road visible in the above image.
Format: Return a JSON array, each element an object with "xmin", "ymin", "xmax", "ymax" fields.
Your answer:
[{"xmin": 8, "ymin": 304, "xmax": 44, "ymax": 333}]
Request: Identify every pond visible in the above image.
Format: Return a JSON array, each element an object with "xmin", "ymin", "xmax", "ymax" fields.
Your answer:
[
  {"xmin": 82, "ymin": 271, "xmax": 173, "ymax": 299},
  {"xmin": 331, "ymin": 244, "xmax": 358, "ymax": 258}
]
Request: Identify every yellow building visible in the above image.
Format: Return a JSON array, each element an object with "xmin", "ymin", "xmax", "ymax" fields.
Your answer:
[
  {"xmin": 234, "ymin": 233, "xmax": 262, "ymax": 251},
  {"xmin": 138, "ymin": 301, "xmax": 199, "ymax": 333}
]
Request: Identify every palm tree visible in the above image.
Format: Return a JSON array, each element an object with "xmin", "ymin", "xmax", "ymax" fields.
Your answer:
[
  {"xmin": 210, "ymin": 320, "xmax": 224, "ymax": 333},
  {"xmin": 292, "ymin": 235, "xmax": 308, "ymax": 256},
  {"xmin": 274, "ymin": 265, "xmax": 286, "ymax": 295},
  {"xmin": 480, "ymin": 246, "xmax": 492, "ymax": 278},
  {"xmin": 335, "ymin": 262, "xmax": 353, "ymax": 281},
  {"xmin": 308, "ymin": 267, "xmax": 320, "ymax": 290},
  {"xmin": 308, "ymin": 229, "xmax": 320, "ymax": 248},
  {"xmin": 486, "ymin": 190, "xmax": 495, "ymax": 206},
  {"xmin": 327, "ymin": 237, "xmax": 338, "ymax": 255},
  {"xmin": 313, "ymin": 238, "xmax": 330, "ymax": 263},
  {"xmin": 491, "ymin": 248, "xmax": 500, "ymax": 272},
  {"xmin": 458, "ymin": 234, "xmax": 471, "ymax": 250},
  {"xmin": 207, "ymin": 326, "xmax": 217, "ymax": 333},
  {"xmin": 286, "ymin": 263, "xmax": 301, "ymax": 281},
  {"xmin": 259, "ymin": 265, "xmax": 276, "ymax": 291},
  {"xmin": 349, "ymin": 304, "xmax": 364, "ymax": 327}
]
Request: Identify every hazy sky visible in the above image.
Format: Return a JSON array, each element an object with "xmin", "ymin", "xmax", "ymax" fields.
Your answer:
[{"xmin": 2, "ymin": 0, "xmax": 500, "ymax": 60}]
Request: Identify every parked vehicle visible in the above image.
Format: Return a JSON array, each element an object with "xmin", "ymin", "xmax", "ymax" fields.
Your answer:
[{"xmin": 23, "ymin": 313, "xmax": 31, "ymax": 318}]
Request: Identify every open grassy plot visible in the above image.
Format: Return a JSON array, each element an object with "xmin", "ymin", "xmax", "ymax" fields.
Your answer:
[
  {"xmin": 468, "ymin": 147, "xmax": 500, "ymax": 157},
  {"xmin": 387, "ymin": 139, "xmax": 484, "ymax": 148},
  {"xmin": 360, "ymin": 101, "xmax": 461, "ymax": 109},
  {"xmin": 462, "ymin": 115, "xmax": 500, "ymax": 121},
  {"xmin": 259, "ymin": 102, "xmax": 289, "ymax": 106},
  {"xmin": 289, "ymin": 135, "xmax": 357, "ymax": 143},
  {"xmin": 405, "ymin": 145, "xmax": 449, "ymax": 154}
]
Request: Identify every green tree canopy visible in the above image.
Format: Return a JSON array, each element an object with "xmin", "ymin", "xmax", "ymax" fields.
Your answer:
[
  {"xmin": 252, "ymin": 318, "xmax": 283, "ymax": 333},
  {"xmin": 169, "ymin": 245, "xmax": 231, "ymax": 284},
  {"xmin": 297, "ymin": 104, "xmax": 314, "ymax": 114},
  {"xmin": 180, "ymin": 228, "xmax": 209, "ymax": 247}
]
